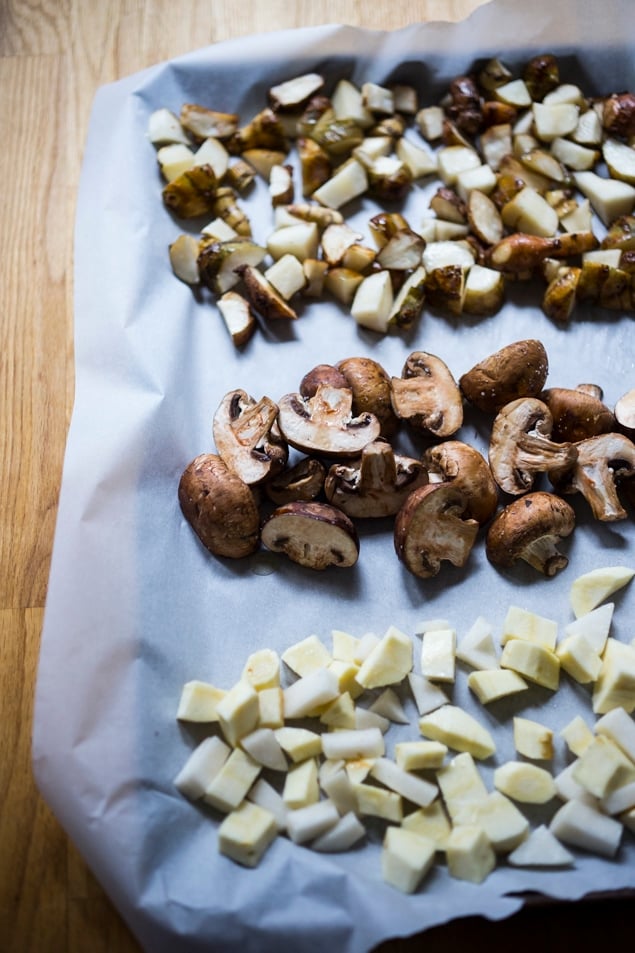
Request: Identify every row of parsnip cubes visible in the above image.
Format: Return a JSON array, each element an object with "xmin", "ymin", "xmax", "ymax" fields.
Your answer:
[
  {"xmin": 173, "ymin": 565, "xmax": 635, "ymax": 891},
  {"xmin": 149, "ymin": 55, "xmax": 635, "ymax": 344}
]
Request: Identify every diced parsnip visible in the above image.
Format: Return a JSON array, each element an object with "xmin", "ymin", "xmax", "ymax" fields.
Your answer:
[
  {"xmin": 331, "ymin": 629, "xmax": 360, "ymax": 662},
  {"xmin": 355, "ymin": 707, "xmax": 389, "ymax": 733},
  {"xmin": 319, "ymin": 691, "xmax": 355, "ymax": 729},
  {"xmin": 174, "ymin": 736, "xmax": 231, "ymax": 800},
  {"xmin": 549, "ymin": 799, "xmax": 623, "ymax": 857},
  {"xmin": 395, "ymin": 740, "xmax": 447, "ymax": 772},
  {"xmin": 592, "ymin": 638, "xmax": 635, "ymax": 714},
  {"xmin": 177, "ymin": 680, "xmax": 226, "ymax": 722},
  {"xmin": 446, "ymin": 825, "xmax": 496, "ymax": 883},
  {"xmin": 242, "ymin": 648, "xmax": 280, "ymax": 690},
  {"xmin": 356, "ymin": 625, "xmax": 413, "ymax": 689},
  {"xmin": 419, "ymin": 706, "xmax": 496, "ymax": 760},
  {"xmin": 382, "ymin": 827, "xmax": 436, "ymax": 893},
  {"xmin": 502, "ymin": 187, "xmax": 559, "ymax": 237},
  {"xmin": 554, "ymin": 761, "xmax": 599, "ymax": 807},
  {"xmin": 500, "ymin": 640, "xmax": 560, "ymax": 692},
  {"xmin": 453, "ymin": 790, "xmax": 529, "ymax": 853},
  {"xmin": 350, "ymin": 269, "xmax": 394, "ymax": 333},
  {"xmin": 274, "ymin": 726, "xmax": 322, "ymax": 763},
  {"xmin": 494, "ymin": 761, "xmax": 556, "ymax": 804},
  {"xmin": 370, "ymin": 757, "xmax": 438, "ymax": 808},
  {"xmin": 513, "ymin": 717, "xmax": 554, "ymax": 760},
  {"xmin": 532, "ymin": 102, "xmax": 579, "ymax": 141},
  {"xmin": 216, "ymin": 679, "xmax": 260, "ymax": 746},
  {"xmin": 601, "ymin": 781, "xmax": 635, "ymax": 816},
  {"xmin": 420, "ymin": 628, "xmax": 456, "ymax": 682},
  {"xmin": 312, "ymin": 812, "xmax": 366, "ymax": 852},
  {"xmin": 321, "ymin": 727, "xmax": 385, "ymax": 761},
  {"xmin": 574, "ymin": 171, "xmax": 635, "ymax": 226},
  {"xmin": 395, "ymin": 135, "xmax": 438, "ymax": 178},
  {"xmin": 556, "ymin": 632, "xmax": 602, "ymax": 684},
  {"xmin": 507, "ymin": 825, "xmax": 574, "ymax": 868},
  {"xmin": 218, "ymin": 801, "xmax": 278, "ymax": 868},
  {"xmin": 248, "ymin": 777, "xmax": 288, "ymax": 831},
  {"xmin": 563, "ymin": 602, "xmax": 613, "ymax": 655},
  {"xmin": 283, "ymin": 666, "xmax": 340, "ymax": 718},
  {"xmin": 319, "ymin": 765, "xmax": 357, "ymax": 816},
  {"xmin": 312, "ymin": 158, "xmax": 368, "ymax": 209},
  {"xmin": 157, "ymin": 143, "xmax": 195, "ymax": 181},
  {"xmin": 414, "ymin": 618, "xmax": 451, "ymax": 635},
  {"xmin": 456, "ymin": 617, "xmax": 498, "ymax": 671},
  {"xmin": 264, "ymin": 254, "xmax": 306, "ymax": 300},
  {"xmin": 560, "ymin": 715, "xmax": 595, "ymax": 757},
  {"xmin": 148, "ymin": 107, "xmax": 191, "ymax": 146},
  {"xmin": 595, "ymin": 706, "xmax": 635, "ymax": 763},
  {"xmin": 267, "ymin": 221, "xmax": 319, "ymax": 261},
  {"xmin": 436, "ymin": 145, "xmax": 481, "ymax": 186},
  {"xmin": 282, "ymin": 757, "xmax": 320, "ymax": 809},
  {"xmin": 353, "ymin": 781, "xmax": 402, "ymax": 822},
  {"xmin": 240, "ymin": 727, "xmax": 288, "ymax": 772},
  {"xmin": 550, "ymin": 136, "xmax": 598, "ymax": 171},
  {"xmin": 328, "ymin": 659, "xmax": 363, "ymax": 699},
  {"xmin": 434, "ymin": 752, "xmax": 491, "ymax": 822},
  {"xmin": 282, "ymin": 634, "xmax": 332, "ymax": 676},
  {"xmin": 572, "ymin": 735, "xmax": 635, "ymax": 798},
  {"xmin": 407, "ymin": 673, "xmax": 449, "ymax": 716},
  {"xmin": 369, "ymin": 688, "xmax": 409, "ymax": 724},
  {"xmin": 401, "ymin": 799, "xmax": 452, "ymax": 850},
  {"xmin": 495, "ymin": 78, "xmax": 532, "ymax": 108},
  {"xmin": 204, "ymin": 748, "xmax": 262, "ymax": 813},
  {"xmin": 569, "ymin": 566, "xmax": 635, "ymax": 618},
  {"xmin": 286, "ymin": 799, "xmax": 340, "ymax": 844},
  {"xmin": 346, "ymin": 758, "xmax": 376, "ymax": 784},
  {"xmin": 467, "ymin": 669, "xmax": 528, "ymax": 705},
  {"xmin": 257, "ymin": 687, "xmax": 284, "ymax": 729}
]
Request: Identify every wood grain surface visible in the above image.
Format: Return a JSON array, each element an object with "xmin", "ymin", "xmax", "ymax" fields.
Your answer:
[{"xmin": 1, "ymin": 1, "xmax": 632, "ymax": 951}]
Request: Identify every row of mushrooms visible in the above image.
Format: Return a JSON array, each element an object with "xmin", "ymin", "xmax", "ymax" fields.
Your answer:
[{"xmin": 178, "ymin": 339, "xmax": 635, "ymax": 578}]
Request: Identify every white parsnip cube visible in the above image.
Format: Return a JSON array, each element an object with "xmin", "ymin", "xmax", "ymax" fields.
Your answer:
[
  {"xmin": 550, "ymin": 799, "xmax": 623, "ymax": 857},
  {"xmin": 436, "ymin": 752, "xmax": 488, "ymax": 821},
  {"xmin": 407, "ymin": 673, "xmax": 449, "ymax": 716},
  {"xmin": 563, "ymin": 602, "xmax": 613, "ymax": 655},
  {"xmin": 319, "ymin": 691, "xmax": 355, "ymax": 729},
  {"xmin": 242, "ymin": 648, "xmax": 280, "ymax": 690},
  {"xmin": 204, "ymin": 748, "xmax": 261, "ymax": 813},
  {"xmin": 456, "ymin": 617, "xmax": 498, "ymax": 671},
  {"xmin": 248, "ymin": 778, "xmax": 288, "ymax": 832},
  {"xmin": 353, "ymin": 781, "xmax": 402, "ymax": 822},
  {"xmin": 283, "ymin": 757, "xmax": 319, "ymax": 809},
  {"xmin": 507, "ymin": 825, "xmax": 574, "ymax": 868},
  {"xmin": 274, "ymin": 726, "xmax": 322, "ymax": 763},
  {"xmin": 453, "ymin": 790, "xmax": 529, "ymax": 853},
  {"xmin": 468, "ymin": 669, "xmax": 528, "ymax": 705},
  {"xmin": 513, "ymin": 717, "xmax": 554, "ymax": 760},
  {"xmin": 321, "ymin": 727, "xmax": 385, "ymax": 761},
  {"xmin": 569, "ymin": 566, "xmax": 634, "ymax": 618},
  {"xmin": 494, "ymin": 760, "xmax": 556, "ymax": 804},
  {"xmin": 419, "ymin": 705, "xmax": 496, "ymax": 760},
  {"xmin": 356, "ymin": 625, "xmax": 413, "ymax": 689},
  {"xmin": 556, "ymin": 632, "xmax": 602, "ymax": 684},
  {"xmin": 257, "ymin": 687, "xmax": 284, "ymax": 729},
  {"xmin": 572, "ymin": 735, "xmax": 635, "ymax": 798},
  {"xmin": 282, "ymin": 634, "xmax": 332, "ymax": 676},
  {"xmin": 240, "ymin": 727, "xmax": 288, "ymax": 772},
  {"xmin": 420, "ymin": 628, "xmax": 456, "ymax": 682},
  {"xmin": 446, "ymin": 825, "xmax": 496, "ymax": 883},
  {"xmin": 174, "ymin": 736, "xmax": 231, "ymax": 800},
  {"xmin": 382, "ymin": 827, "xmax": 436, "ymax": 893},
  {"xmin": 370, "ymin": 757, "xmax": 437, "ymax": 808},
  {"xmin": 177, "ymin": 680, "xmax": 226, "ymax": 722},
  {"xmin": 218, "ymin": 801, "xmax": 278, "ymax": 868},
  {"xmin": 283, "ymin": 666, "xmax": 340, "ymax": 718},
  {"xmin": 595, "ymin": 706, "xmax": 635, "ymax": 763},
  {"xmin": 560, "ymin": 714, "xmax": 594, "ymax": 757},
  {"xmin": 501, "ymin": 606, "xmax": 558, "ymax": 650},
  {"xmin": 216, "ymin": 679, "xmax": 260, "ymax": 746},
  {"xmin": 286, "ymin": 799, "xmax": 340, "ymax": 844},
  {"xmin": 312, "ymin": 812, "xmax": 366, "ymax": 853},
  {"xmin": 395, "ymin": 740, "xmax": 447, "ymax": 772},
  {"xmin": 592, "ymin": 639, "xmax": 635, "ymax": 714},
  {"xmin": 369, "ymin": 688, "xmax": 409, "ymax": 724},
  {"xmin": 500, "ymin": 639, "xmax": 560, "ymax": 691},
  {"xmin": 401, "ymin": 800, "xmax": 452, "ymax": 850}
]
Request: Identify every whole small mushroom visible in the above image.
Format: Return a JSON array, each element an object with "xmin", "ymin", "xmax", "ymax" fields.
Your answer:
[
  {"xmin": 459, "ymin": 339, "xmax": 549, "ymax": 415},
  {"xmin": 178, "ymin": 453, "xmax": 261, "ymax": 558},
  {"xmin": 324, "ymin": 440, "xmax": 428, "ymax": 518},
  {"xmin": 485, "ymin": 491, "xmax": 575, "ymax": 577},
  {"xmin": 391, "ymin": 351, "xmax": 463, "ymax": 439},
  {"xmin": 488, "ymin": 397, "xmax": 578, "ymax": 495},
  {"xmin": 277, "ymin": 383, "xmax": 381, "ymax": 458},
  {"xmin": 549, "ymin": 432, "xmax": 635, "ymax": 521},
  {"xmin": 423, "ymin": 440, "xmax": 499, "ymax": 525},
  {"xmin": 394, "ymin": 483, "xmax": 479, "ymax": 580},
  {"xmin": 540, "ymin": 386, "xmax": 616, "ymax": 443},
  {"xmin": 261, "ymin": 501, "xmax": 359, "ymax": 569},
  {"xmin": 213, "ymin": 389, "xmax": 287, "ymax": 485}
]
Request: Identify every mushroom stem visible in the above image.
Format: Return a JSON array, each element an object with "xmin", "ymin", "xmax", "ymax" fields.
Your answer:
[{"xmin": 520, "ymin": 536, "xmax": 569, "ymax": 577}]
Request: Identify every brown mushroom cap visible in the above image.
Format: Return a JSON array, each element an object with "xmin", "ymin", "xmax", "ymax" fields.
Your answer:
[
  {"xmin": 299, "ymin": 364, "xmax": 349, "ymax": 397},
  {"xmin": 488, "ymin": 397, "xmax": 578, "ymax": 495},
  {"xmin": 391, "ymin": 351, "xmax": 463, "ymax": 438},
  {"xmin": 336, "ymin": 356, "xmax": 399, "ymax": 438},
  {"xmin": 264, "ymin": 456, "xmax": 326, "ymax": 505},
  {"xmin": 261, "ymin": 501, "xmax": 359, "ymax": 569},
  {"xmin": 213, "ymin": 389, "xmax": 288, "ymax": 485},
  {"xmin": 423, "ymin": 440, "xmax": 499, "ymax": 525},
  {"xmin": 178, "ymin": 453, "xmax": 261, "ymax": 558},
  {"xmin": 394, "ymin": 482, "xmax": 479, "ymax": 579},
  {"xmin": 459, "ymin": 339, "xmax": 549, "ymax": 414},
  {"xmin": 486, "ymin": 491, "xmax": 575, "ymax": 577},
  {"xmin": 615, "ymin": 387, "xmax": 635, "ymax": 435},
  {"xmin": 549, "ymin": 432, "xmax": 635, "ymax": 521},
  {"xmin": 324, "ymin": 440, "xmax": 428, "ymax": 518},
  {"xmin": 277, "ymin": 383, "xmax": 381, "ymax": 458},
  {"xmin": 540, "ymin": 387, "xmax": 616, "ymax": 443}
]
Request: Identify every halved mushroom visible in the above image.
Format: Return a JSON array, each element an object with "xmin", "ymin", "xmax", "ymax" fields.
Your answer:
[
  {"xmin": 213, "ymin": 389, "xmax": 288, "ymax": 485},
  {"xmin": 485, "ymin": 491, "xmax": 575, "ymax": 577},
  {"xmin": 488, "ymin": 397, "xmax": 578, "ymax": 495},
  {"xmin": 261, "ymin": 501, "xmax": 359, "ymax": 569},
  {"xmin": 394, "ymin": 483, "xmax": 479, "ymax": 580},
  {"xmin": 178, "ymin": 453, "xmax": 260, "ymax": 558},
  {"xmin": 336, "ymin": 356, "xmax": 398, "ymax": 438},
  {"xmin": 423, "ymin": 440, "xmax": 499, "ymax": 525},
  {"xmin": 264, "ymin": 457, "xmax": 326, "ymax": 505},
  {"xmin": 391, "ymin": 351, "xmax": 463, "ymax": 438},
  {"xmin": 324, "ymin": 440, "xmax": 428, "ymax": 518},
  {"xmin": 459, "ymin": 339, "xmax": 549, "ymax": 414},
  {"xmin": 549, "ymin": 432, "xmax": 635, "ymax": 521},
  {"xmin": 277, "ymin": 383, "xmax": 381, "ymax": 458},
  {"xmin": 540, "ymin": 386, "xmax": 616, "ymax": 442}
]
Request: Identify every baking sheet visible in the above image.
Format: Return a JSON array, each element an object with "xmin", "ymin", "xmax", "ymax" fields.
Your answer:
[{"xmin": 34, "ymin": 1, "xmax": 635, "ymax": 950}]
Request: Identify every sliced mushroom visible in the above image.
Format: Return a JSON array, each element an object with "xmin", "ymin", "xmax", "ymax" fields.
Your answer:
[
  {"xmin": 540, "ymin": 386, "xmax": 616, "ymax": 442},
  {"xmin": 178, "ymin": 453, "xmax": 260, "ymax": 558},
  {"xmin": 264, "ymin": 457, "xmax": 326, "ymax": 505},
  {"xmin": 459, "ymin": 339, "xmax": 549, "ymax": 414},
  {"xmin": 549, "ymin": 432, "xmax": 635, "ymax": 521},
  {"xmin": 336, "ymin": 356, "xmax": 399, "ymax": 438},
  {"xmin": 391, "ymin": 351, "xmax": 463, "ymax": 438},
  {"xmin": 423, "ymin": 440, "xmax": 499, "ymax": 525},
  {"xmin": 213, "ymin": 389, "xmax": 288, "ymax": 485},
  {"xmin": 261, "ymin": 501, "xmax": 359, "ymax": 569},
  {"xmin": 486, "ymin": 491, "xmax": 575, "ymax": 577},
  {"xmin": 394, "ymin": 483, "xmax": 479, "ymax": 580},
  {"xmin": 324, "ymin": 440, "xmax": 428, "ymax": 518},
  {"xmin": 488, "ymin": 397, "xmax": 578, "ymax": 495},
  {"xmin": 277, "ymin": 383, "xmax": 381, "ymax": 458}
]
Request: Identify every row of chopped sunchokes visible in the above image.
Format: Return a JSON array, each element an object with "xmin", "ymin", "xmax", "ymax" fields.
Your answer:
[
  {"xmin": 174, "ymin": 565, "xmax": 635, "ymax": 888},
  {"xmin": 149, "ymin": 54, "xmax": 635, "ymax": 344}
]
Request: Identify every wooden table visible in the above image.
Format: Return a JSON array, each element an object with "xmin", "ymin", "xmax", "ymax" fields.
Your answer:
[{"xmin": 1, "ymin": 1, "xmax": 633, "ymax": 950}]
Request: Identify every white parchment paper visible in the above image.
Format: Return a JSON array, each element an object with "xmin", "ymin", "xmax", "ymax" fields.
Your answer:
[{"xmin": 34, "ymin": 1, "xmax": 635, "ymax": 950}]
